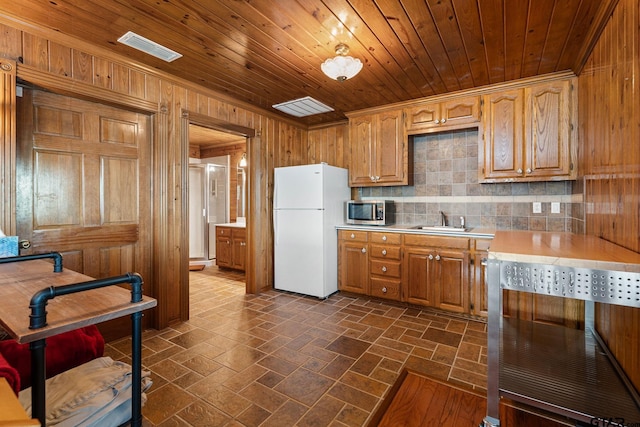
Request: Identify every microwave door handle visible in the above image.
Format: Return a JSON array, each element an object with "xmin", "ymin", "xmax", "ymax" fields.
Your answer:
[{"xmin": 371, "ymin": 204, "xmax": 376, "ymax": 220}]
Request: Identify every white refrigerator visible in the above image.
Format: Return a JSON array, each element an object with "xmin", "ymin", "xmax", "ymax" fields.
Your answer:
[{"xmin": 273, "ymin": 164, "xmax": 350, "ymax": 298}]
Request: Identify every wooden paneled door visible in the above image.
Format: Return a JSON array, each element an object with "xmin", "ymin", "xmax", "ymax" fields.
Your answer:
[{"xmin": 16, "ymin": 89, "xmax": 152, "ymax": 340}]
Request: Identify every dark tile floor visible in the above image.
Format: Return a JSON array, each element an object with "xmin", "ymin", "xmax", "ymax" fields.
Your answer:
[{"xmin": 106, "ymin": 266, "xmax": 488, "ymax": 426}]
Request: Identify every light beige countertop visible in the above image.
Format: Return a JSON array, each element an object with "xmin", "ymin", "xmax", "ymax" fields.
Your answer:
[
  {"xmin": 489, "ymin": 230, "xmax": 640, "ymax": 272},
  {"xmin": 336, "ymin": 223, "xmax": 495, "ymax": 239},
  {"xmin": 215, "ymin": 222, "xmax": 246, "ymax": 228}
]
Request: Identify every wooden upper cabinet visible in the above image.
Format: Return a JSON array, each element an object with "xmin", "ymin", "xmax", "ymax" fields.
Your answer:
[
  {"xmin": 405, "ymin": 96, "xmax": 481, "ymax": 134},
  {"xmin": 349, "ymin": 115, "xmax": 374, "ymax": 187},
  {"xmin": 481, "ymin": 89, "xmax": 525, "ymax": 181},
  {"xmin": 525, "ymin": 80, "xmax": 575, "ymax": 179},
  {"xmin": 481, "ymin": 77, "xmax": 576, "ymax": 182},
  {"xmin": 348, "ymin": 109, "xmax": 408, "ymax": 187}
]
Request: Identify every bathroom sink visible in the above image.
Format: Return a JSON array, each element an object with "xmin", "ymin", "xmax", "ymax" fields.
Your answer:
[{"xmin": 414, "ymin": 226, "xmax": 468, "ymax": 232}]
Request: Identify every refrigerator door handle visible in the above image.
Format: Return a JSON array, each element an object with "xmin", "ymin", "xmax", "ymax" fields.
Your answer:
[
  {"xmin": 273, "ymin": 179, "xmax": 278, "ymax": 209},
  {"xmin": 274, "ymin": 211, "xmax": 278, "ymax": 245}
]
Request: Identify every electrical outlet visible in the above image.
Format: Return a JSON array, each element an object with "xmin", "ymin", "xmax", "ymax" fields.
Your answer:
[
  {"xmin": 532, "ymin": 202, "xmax": 542, "ymax": 214},
  {"xmin": 551, "ymin": 202, "xmax": 560, "ymax": 214}
]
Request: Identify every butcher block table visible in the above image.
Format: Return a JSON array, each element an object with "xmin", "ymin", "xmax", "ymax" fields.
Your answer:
[
  {"xmin": 0, "ymin": 256, "xmax": 156, "ymax": 427},
  {"xmin": 482, "ymin": 231, "xmax": 640, "ymax": 427}
]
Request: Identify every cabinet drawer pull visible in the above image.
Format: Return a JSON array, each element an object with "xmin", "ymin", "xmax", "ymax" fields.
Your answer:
[
  {"xmin": 381, "ymin": 249, "xmax": 387, "ymax": 256},
  {"xmin": 382, "ymin": 287, "xmax": 387, "ymax": 293},
  {"xmin": 382, "ymin": 235, "xmax": 387, "ymax": 241},
  {"xmin": 381, "ymin": 266, "xmax": 387, "ymax": 272},
  {"xmin": 350, "ymin": 233, "xmax": 355, "ymax": 239}
]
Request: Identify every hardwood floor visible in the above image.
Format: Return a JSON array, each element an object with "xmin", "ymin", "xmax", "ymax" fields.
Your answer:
[{"xmin": 370, "ymin": 370, "xmax": 575, "ymax": 427}]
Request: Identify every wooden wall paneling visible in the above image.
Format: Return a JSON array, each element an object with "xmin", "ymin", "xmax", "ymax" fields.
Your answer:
[
  {"xmin": 579, "ymin": 0, "xmax": 640, "ymax": 391},
  {"xmin": 3, "ymin": 21, "xmax": 311, "ymax": 331},
  {"xmin": 247, "ymin": 117, "xmax": 273, "ymax": 294},
  {"xmin": 307, "ymin": 123, "xmax": 349, "ymax": 168},
  {"xmin": 0, "ymin": 24, "xmax": 21, "ymax": 59},
  {"xmin": 0, "ymin": 59, "xmax": 16, "ymax": 235}
]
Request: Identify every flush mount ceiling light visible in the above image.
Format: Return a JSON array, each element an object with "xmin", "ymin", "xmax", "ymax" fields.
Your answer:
[
  {"xmin": 117, "ymin": 31, "xmax": 182, "ymax": 62},
  {"xmin": 272, "ymin": 96, "xmax": 334, "ymax": 117},
  {"xmin": 321, "ymin": 43, "xmax": 363, "ymax": 82}
]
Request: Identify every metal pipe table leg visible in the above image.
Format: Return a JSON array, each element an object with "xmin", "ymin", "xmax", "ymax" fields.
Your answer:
[
  {"xmin": 131, "ymin": 311, "xmax": 143, "ymax": 427},
  {"xmin": 30, "ymin": 338, "xmax": 46, "ymax": 426}
]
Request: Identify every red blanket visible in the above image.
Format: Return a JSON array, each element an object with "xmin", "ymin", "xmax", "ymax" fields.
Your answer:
[
  {"xmin": 0, "ymin": 325, "xmax": 104, "ymax": 390},
  {"xmin": 0, "ymin": 351, "xmax": 20, "ymax": 394}
]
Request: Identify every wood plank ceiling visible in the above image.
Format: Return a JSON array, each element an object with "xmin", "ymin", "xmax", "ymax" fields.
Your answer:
[{"xmin": 3, "ymin": 0, "xmax": 617, "ymax": 126}]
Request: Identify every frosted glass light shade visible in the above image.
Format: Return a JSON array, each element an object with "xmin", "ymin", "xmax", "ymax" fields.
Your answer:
[{"xmin": 321, "ymin": 55, "xmax": 363, "ymax": 82}]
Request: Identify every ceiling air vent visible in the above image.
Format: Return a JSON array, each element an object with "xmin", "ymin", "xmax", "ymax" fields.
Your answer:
[
  {"xmin": 117, "ymin": 31, "xmax": 182, "ymax": 62},
  {"xmin": 272, "ymin": 97, "xmax": 334, "ymax": 117}
]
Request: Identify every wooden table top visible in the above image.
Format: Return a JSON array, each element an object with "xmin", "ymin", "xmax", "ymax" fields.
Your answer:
[
  {"xmin": 0, "ymin": 259, "xmax": 156, "ymax": 344},
  {"xmin": 489, "ymin": 231, "xmax": 640, "ymax": 272}
]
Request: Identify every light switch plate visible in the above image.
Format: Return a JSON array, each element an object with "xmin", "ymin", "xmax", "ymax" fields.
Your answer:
[
  {"xmin": 532, "ymin": 202, "xmax": 542, "ymax": 214},
  {"xmin": 551, "ymin": 202, "xmax": 560, "ymax": 214}
]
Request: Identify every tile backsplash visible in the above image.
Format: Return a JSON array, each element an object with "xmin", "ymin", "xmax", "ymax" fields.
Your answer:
[{"xmin": 358, "ymin": 129, "xmax": 584, "ymax": 233}]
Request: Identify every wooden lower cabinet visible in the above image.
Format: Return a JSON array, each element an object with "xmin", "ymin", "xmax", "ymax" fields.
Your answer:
[
  {"xmin": 404, "ymin": 235, "xmax": 470, "ymax": 313},
  {"xmin": 368, "ymin": 232, "xmax": 402, "ymax": 301},
  {"xmin": 338, "ymin": 230, "xmax": 369, "ymax": 294},
  {"xmin": 215, "ymin": 226, "xmax": 246, "ymax": 271},
  {"xmin": 338, "ymin": 228, "xmax": 586, "ymax": 326}
]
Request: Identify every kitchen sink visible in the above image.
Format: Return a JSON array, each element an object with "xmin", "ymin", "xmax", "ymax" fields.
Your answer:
[{"xmin": 414, "ymin": 225, "xmax": 468, "ymax": 232}]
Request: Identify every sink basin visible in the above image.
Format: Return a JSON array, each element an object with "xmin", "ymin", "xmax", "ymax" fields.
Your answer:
[{"xmin": 414, "ymin": 226, "xmax": 468, "ymax": 232}]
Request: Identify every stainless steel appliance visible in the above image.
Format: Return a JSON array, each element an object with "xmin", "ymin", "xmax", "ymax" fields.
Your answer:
[
  {"xmin": 345, "ymin": 200, "xmax": 394, "ymax": 225},
  {"xmin": 482, "ymin": 231, "xmax": 640, "ymax": 427}
]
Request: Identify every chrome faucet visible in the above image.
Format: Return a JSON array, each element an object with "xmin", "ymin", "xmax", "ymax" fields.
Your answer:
[{"xmin": 439, "ymin": 211, "xmax": 447, "ymax": 227}]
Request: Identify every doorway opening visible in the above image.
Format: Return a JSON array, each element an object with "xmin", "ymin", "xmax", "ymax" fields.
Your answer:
[{"xmin": 186, "ymin": 123, "xmax": 248, "ymax": 278}]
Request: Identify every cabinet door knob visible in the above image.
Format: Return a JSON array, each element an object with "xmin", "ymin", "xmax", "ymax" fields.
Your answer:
[
  {"xmin": 370, "ymin": 176, "xmax": 375, "ymax": 181},
  {"xmin": 375, "ymin": 176, "xmax": 380, "ymax": 181},
  {"xmin": 361, "ymin": 247, "xmax": 367, "ymax": 253},
  {"xmin": 526, "ymin": 168, "xmax": 532, "ymax": 174},
  {"xmin": 435, "ymin": 254, "xmax": 441, "ymax": 261},
  {"xmin": 517, "ymin": 168, "xmax": 523, "ymax": 174},
  {"xmin": 382, "ymin": 287, "xmax": 387, "ymax": 293},
  {"xmin": 428, "ymin": 254, "xmax": 434, "ymax": 260},
  {"xmin": 382, "ymin": 235, "xmax": 387, "ymax": 241},
  {"xmin": 435, "ymin": 119, "xmax": 440, "ymax": 124},
  {"xmin": 381, "ymin": 266, "xmax": 387, "ymax": 272},
  {"xmin": 381, "ymin": 249, "xmax": 387, "ymax": 256},
  {"xmin": 350, "ymin": 233, "xmax": 355, "ymax": 239},
  {"xmin": 441, "ymin": 118, "xmax": 446, "ymax": 123},
  {"xmin": 240, "ymin": 242, "xmax": 246, "ymax": 246}
]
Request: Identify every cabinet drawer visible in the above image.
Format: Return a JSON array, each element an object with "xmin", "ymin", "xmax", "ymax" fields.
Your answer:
[
  {"xmin": 369, "ymin": 232, "xmax": 401, "ymax": 245},
  {"xmin": 404, "ymin": 234, "xmax": 470, "ymax": 249},
  {"xmin": 233, "ymin": 228, "xmax": 246, "ymax": 239},
  {"xmin": 370, "ymin": 278, "xmax": 401, "ymax": 301},
  {"xmin": 369, "ymin": 244, "xmax": 401, "ymax": 260},
  {"xmin": 217, "ymin": 226, "xmax": 231, "ymax": 236},
  {"xmin": 339, "ymin": 230, "xmax": 369, "ymax": 242},
  {"xmin": 370, "ymin": 259, "xmax": 401, "ymax": 278},
  {"xmin": 474, "ymin": 238, "xmax": 491, "ymax": 251}
]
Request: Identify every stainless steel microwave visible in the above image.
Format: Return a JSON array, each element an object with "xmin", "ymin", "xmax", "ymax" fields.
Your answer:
[{"xmin": 345, "ymin": 200, "xmax": 394, "ymax": 225}]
